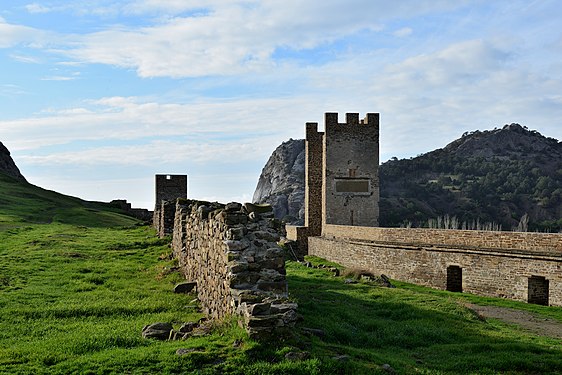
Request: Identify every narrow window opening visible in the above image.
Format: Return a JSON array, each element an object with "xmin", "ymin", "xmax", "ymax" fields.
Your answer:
[{"xmin": 446, "ymin": 265, "xmax": 462, "ymax": 292}]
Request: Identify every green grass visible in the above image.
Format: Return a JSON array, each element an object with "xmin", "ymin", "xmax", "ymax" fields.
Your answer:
[
  {"xmin": 0, "ymin": 172, "xmax": 137, "ymax": 228},
  {"xmin": 288, "ymin": 259, "xmax": 562, "ymax": 374},
  {"xmin": 1, "ymin": 173, "xmax": 561, "ymax": 374}
]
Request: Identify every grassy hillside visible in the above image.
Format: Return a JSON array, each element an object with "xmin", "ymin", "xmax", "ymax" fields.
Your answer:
[
  {"xmin": 0, "ymin": 172, "xmax": 137, "ymax": 228},
  {"xmin": 1, "ymin": 172, "xmax": 561, "ymax": 373}
]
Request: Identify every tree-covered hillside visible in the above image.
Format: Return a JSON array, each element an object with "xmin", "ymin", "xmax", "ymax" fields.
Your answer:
[{"xmin": 380, "ymin": 124, "xmax": 562, "ymax": 231}]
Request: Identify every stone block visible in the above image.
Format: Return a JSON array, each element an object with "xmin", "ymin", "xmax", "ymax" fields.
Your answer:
[
  {"xmin": 225, "ymin": 202, "xmax": 242, "ymax": 212},
  {"xmin": 247, "ymin": 302, "xmax": 271, "ymax": 316},
  {"xmin": 257, "ymin": 280, "xmax": 287, "ymax": 293},
  {"xmin": 142, "ymin": 322, "xmax": 173, "ymax": 340},
  {"xmin": 174, "ymin": 282, "xmax": 197, "ymax": 294},
  {"xmin": 246, "ymin": 315, "xmax": 279, "ymax": 328}
]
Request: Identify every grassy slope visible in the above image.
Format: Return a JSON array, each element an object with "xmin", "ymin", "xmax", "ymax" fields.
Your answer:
[
  {"xmin": 290, "ymin": 257, "xmax": 562, "ymax": 374},
  {"xmin": 0, "ymin": 173, "xmax": 561, "ymax": 374},
  {"xmin": 0, "ymin": 172, "xmax": 137, "ymax": 228}
]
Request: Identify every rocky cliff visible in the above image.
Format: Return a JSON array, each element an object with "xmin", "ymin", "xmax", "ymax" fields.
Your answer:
[
  {"xmin": 0, "ymin": 141, "xmax": 26, "ymax": 182},
  {"xmin": 252, "ymin": 139, "xmax": 305, "ymax": 224}
]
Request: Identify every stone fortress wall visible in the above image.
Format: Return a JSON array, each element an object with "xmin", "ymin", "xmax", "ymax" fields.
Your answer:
[
  {"xmin": 312, "ymin": 225, "xmax": 562, "ymax": 306},
  {"xmin": 153, "ymin": 188, "xmax": 298, "ymax": 337},
  {"xmin": 289, "ymin": 112, "xmax": 562, "ymax": 307}
]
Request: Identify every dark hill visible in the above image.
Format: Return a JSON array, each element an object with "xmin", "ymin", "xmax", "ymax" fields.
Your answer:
[
  {"xmin": 380, "ymin": 124, "xmax": 562, "ymax": 231},
  {"xmin": 254, "ymin": 124, "xmax": 562, "ymax": 232},
  {"xmin": 0, "ymin": 141, "xmax": 26, "ymax": 182}
]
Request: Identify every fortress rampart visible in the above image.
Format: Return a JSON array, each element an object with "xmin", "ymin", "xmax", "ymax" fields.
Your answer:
[
  {"xmin": 289, "ymin": 112, "xmax": 562, "ymax": 306},
  {"xmin": 157, "ymin": 198, "xmax": 297, "ymax": 337},
  {"xmin": 312, "ymin": 225, "xmax": 562, "ymax": 306}
]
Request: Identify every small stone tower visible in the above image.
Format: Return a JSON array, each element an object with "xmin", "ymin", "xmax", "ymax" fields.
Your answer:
[
  {"xmin": 153, "ymin": 174, "xmax": 188, "ymax": 237},
  {"xmin": 154, "ymin": 174, "xmax": 188, "ymax": 207}
]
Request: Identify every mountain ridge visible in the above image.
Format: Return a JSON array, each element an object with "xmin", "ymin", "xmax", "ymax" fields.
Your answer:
[{"xmin": 254, "ymin": 123, "xmax": 562, "ymax": 231}]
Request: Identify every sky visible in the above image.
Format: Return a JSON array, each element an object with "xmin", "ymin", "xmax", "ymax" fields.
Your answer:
[{"xmin": 1, "ymin": 1, "xmax": 561, "ymax": 209}]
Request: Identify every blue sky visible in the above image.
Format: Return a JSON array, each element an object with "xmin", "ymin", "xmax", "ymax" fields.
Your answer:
[{"xmin": 1, "ymin": 1, "xmax": 561, "ymax": 209}]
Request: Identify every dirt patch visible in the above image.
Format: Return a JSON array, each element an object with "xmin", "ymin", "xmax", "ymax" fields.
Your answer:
[{"xmin": 467, "ymin": 304, "xmax": 562, "ymax": 340}]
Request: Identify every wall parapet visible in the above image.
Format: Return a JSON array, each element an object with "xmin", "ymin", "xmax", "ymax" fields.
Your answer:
[
  {"xmin": 323, "ymin": 225, "xmax": 562, "ymax": 255},
  {"xmin": 171, "ymin": 200, "xmax": 298, "ymax": 338},
  {"xmin": 311, "ymin": 226, "xmax": 562, "ymax": 306}
]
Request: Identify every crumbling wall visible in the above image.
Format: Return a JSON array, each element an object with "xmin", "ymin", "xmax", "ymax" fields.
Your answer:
[
  {"xmin": 154, "ymin": 200, "xmax": 177, "ymax": 238},
  {"xmin": 171, "ymin": 200, "xmax": 298, "ymax": 337}
]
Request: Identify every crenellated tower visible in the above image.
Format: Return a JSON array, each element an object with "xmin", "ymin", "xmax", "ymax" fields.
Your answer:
[
  {"xmin": 287, "ymin": 112, "xmax": 380, "ymax": 256},
  {"xmin": 322, "ymin": 112, "xmax": 379, "ymax": 227}
]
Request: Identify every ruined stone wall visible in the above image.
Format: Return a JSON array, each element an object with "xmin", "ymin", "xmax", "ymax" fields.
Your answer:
[
  {"xmin": 171, "ymin": 200, "xmax": 298, "ymax": 337},
  {"xmin": 310, "ymin": 225, "xmax": 562, "ymax": 306},
  {"xmin": 154, "ymin": 200, "xmax": 177, "ymax": 238},
  {"xmin": 323, "ymin": 113, "xmax": 379, "ymax": 227}
]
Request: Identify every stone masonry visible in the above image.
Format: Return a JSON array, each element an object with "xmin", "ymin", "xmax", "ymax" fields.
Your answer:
[
  {"xmin": 322, "ymin": 112, "xmax": 379, "ymax": 227},
  {"xmin": 310, "ymin": 225, "xmax": 562, "ymax": 306},
  {"xmin": 170, "ymin": 199, "xmax": 298, "ymax": 337}
]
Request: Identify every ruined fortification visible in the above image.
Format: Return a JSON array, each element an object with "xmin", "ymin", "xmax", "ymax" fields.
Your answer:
[
  {"xmin": 153, "ymin": 174, "xmax": 188, "ymax": 237},
  {"xmin": 288, "ymin": 112, "xmax": 562, "ymax": 306},
  {"xmin": 153, "ymin": 178, "xmax": 297, "ymax": 337}
]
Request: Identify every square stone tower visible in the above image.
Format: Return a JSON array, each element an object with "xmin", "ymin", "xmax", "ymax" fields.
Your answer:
[
  {"xmin": 286, "ymin": 112, "xmax": 379, "ymax": 255},
  {"xmin": 322, "ymin": 113, "xmax": 379, "ymax": 227},
  {"xmin": 154, "ymin": 174, "xmax": 188, "ymax": 207}
]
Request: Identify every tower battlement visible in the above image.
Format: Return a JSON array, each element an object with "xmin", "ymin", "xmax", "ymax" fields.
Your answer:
[{"xmin": 324, "ymin": 112, "xmax": 379, "ymax": 128}]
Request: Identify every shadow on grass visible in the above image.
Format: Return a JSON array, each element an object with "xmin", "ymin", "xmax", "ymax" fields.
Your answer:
[{"xmin": 286, "ymin": 263, "xmax": 562, "ymax": 374}]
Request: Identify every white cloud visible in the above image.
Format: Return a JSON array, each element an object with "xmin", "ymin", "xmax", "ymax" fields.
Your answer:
[
  {"xmin": 40, "ymin": 75, "xmax": 78, "ymax": 81},
  {"xmin": 0, "ymin": 95, "xmax": 317, "ymax": 152},
  {"xmin": 19, "ymin": 139, "xmax": 264, "ymax": 166},
  {"xmin": 56, "ymin": 1, "xmax": 469, "ymax": 78},
  {"xmin": 9, "ymin": 54, "xmax": 41, "ymax": 63},
  {"xmin": 393, "ymin": 27, "xmax": 412, "ymax": 37},
  {"xmin": 384, "ymin": 39, "xmax": 511, "ymax": 87},
  {"xmin": 0, "ymin": 84, "xmax": 27, "ymax": 97},
  {"xmin": 0, "ymin": 17, "xmax": 44, "ymax": 48},
  {"xmin": 25, "ymin": 3, "xmax": 52, "ymax": 14}
]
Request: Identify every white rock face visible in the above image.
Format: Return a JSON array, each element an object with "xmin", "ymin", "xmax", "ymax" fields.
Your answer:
[{"xmin": 252, "ymin": 139, "xmax": 305, "ymax": 224}]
